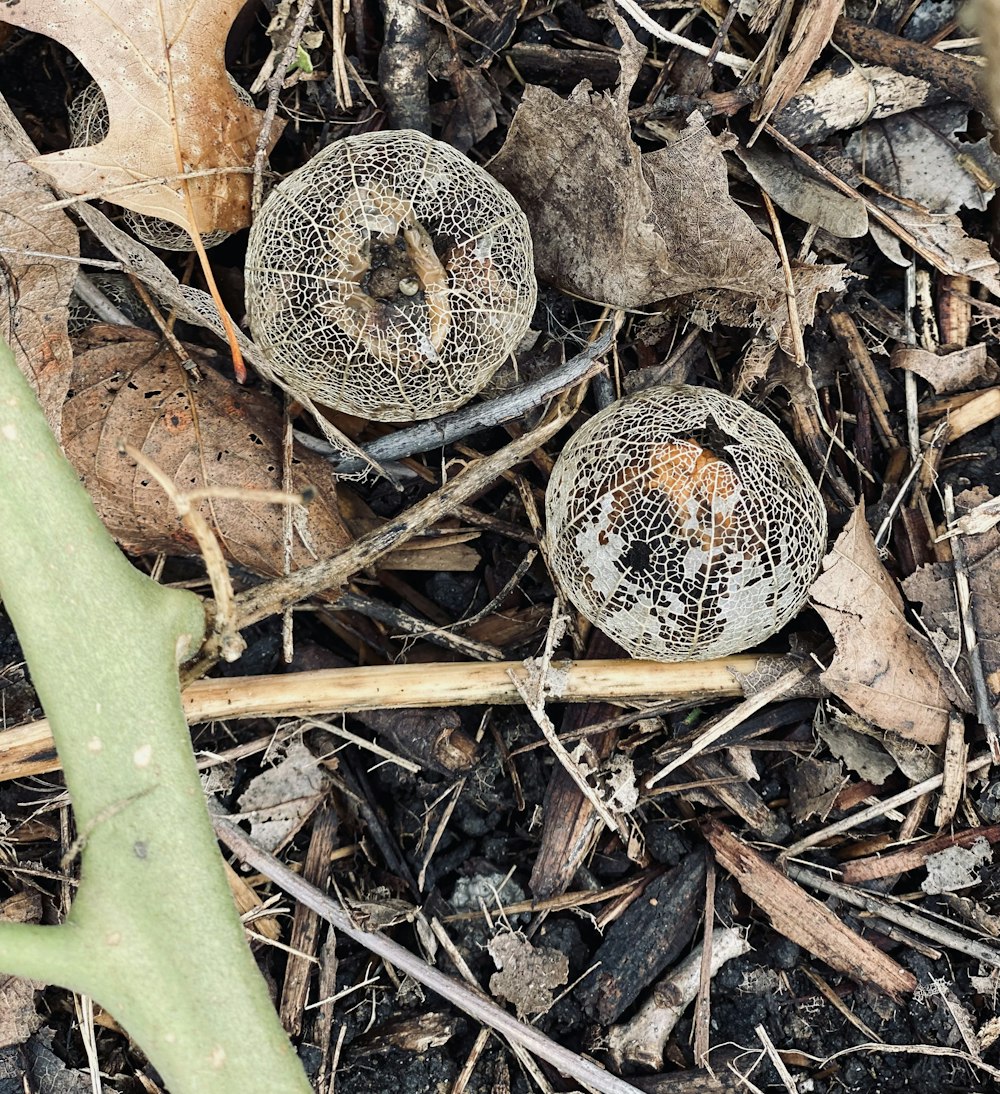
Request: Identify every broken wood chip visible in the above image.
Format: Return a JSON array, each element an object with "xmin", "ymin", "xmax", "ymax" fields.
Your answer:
[{"xmin": 703, "ymin": 820, "xmax": 917, "ymax": 999}]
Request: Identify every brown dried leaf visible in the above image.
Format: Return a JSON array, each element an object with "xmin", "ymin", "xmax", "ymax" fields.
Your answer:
[
  {"xmin": 236, "ymin": 739, "xmax": 332, "ymax": 853},
  {"xmin": 846, "ymin": 105, "xmax": 1000, "ymax": 215},
  {"xmin": 3, "ymin": 0, "xmax": 268, "ymax": 235},
  {"xmin": 487, "ymin": 932, "xmax": 569, "ymax": 1018},
  {"xmin": 489, "ymin": 28, "xmax": 781, "ymax": 308},
  {"xmin": 0, "ymin": 893, "xmax": 43, "ymax": 1050},
  {"xmin": 810, "ymin": 505, "xmax": 955, "ymax": 745},
  {"xmin": 735, "ymin": 138, "xmax": 868, "ymax": 239},
  {"xmin": 704, "ymin": 820, "xmax": 916, "ymax": 998},
  {"xmin": 890, "ymin": 343, "xmax": 999, "ymax": 394},
  {"xmin": 788, "ymin": 757, "xmax": 846, "ymax": 823},
  {"xmin": 60, "ymin": 327, "xmax": 351, "ymax": 576},
  {"xmin": 0, "ymin": 100, "xmax": 78, "ymax": 431},
  {"xmin": 870, "ymin": 199, "xmax": 1000, "ymax": 295}
]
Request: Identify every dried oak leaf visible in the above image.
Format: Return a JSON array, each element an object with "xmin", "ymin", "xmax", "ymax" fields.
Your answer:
[
  {"xmin": 810, "ymin": 505, "xmax": 959, "ymax": 746},
  {"xmin": 60, "ymin": 327, "xmax": 350, "ymax": 576},
  {"xmin": 0, "ymin": 100, "xmax": 78, "ymax": 432},
  {"xmin": 488, "ymin": 27, "xmax": 781, "ymax": 308},
  {"xmin": 3, "ymin": 0, "xmax": 269, "ymax": 235},
  {"xmin": 890, "ymin": 343, "xmax": 999, "ymax": 394}
]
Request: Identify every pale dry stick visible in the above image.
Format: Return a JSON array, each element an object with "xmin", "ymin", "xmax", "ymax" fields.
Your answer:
[
  {"xmin": 646, "ymin": 659, "xmax": 816, "ymax": 786},
  {"xmin": 118, "ymin": 443, "xmax": 243, "ymax": 662},
  {"xmin": 282, "ymin": 395, "xmax": 295, "ymax": 664},
  {"xmin": 693, "ymin": 862, "xmax": 716, "ymax": 1068},
  {"xmin": 936, "ymin": 710, "xmax": 968, "ymax": 827},
  {"xmin": 612, "ymin": 0, "xmax": 751, "ymax": 71},
  {"xmin": 782, "ymin": 752, "xmax": 993, "ymax": 860},
  {"xmin": 37, "ymin": 166, "xmax": 254, "ymax": 213},
  {"xmin": 761, "ymin": 190, "xmax": 807, "ymax": 369},
  {"xmin": 801, "ymin": 968, "xmax": 884, "ymax": 1044},
  {"xmin": 332, "ymin": 592, "xmax": 504, "ymax": 661},
  {"xmin": 923, "ymin": 387, "xmax": 1000, "ymax": 444},
  {"xmin": 0, "ymin": 247, "xmax": 120, "ymax": 270},
  {"xmin": 755, "ymin": 1026, "xmax": 797, "ymax": 1094},
  {"xmin": 125, "ymin": 274, "xmax": 200, "ymax": 375},
  {"xmin": 785, "ymin": 861, "xmax": 1000, "ymax": 970},
  {"xmin": 507, "ymin": 610, "xmax": 624, "ymax": 836},
  {"xmin": 417, "ymin": 778, "xmax": 465, "ymax": 891},
  {"xmin": 509, "ymin": 660, "xmax": 621, "ymax": 831},
  {"xmin": 233, "ymin": 396, "xmax": 580, "ymax": 630},
  {"xmin": 300, "ymin": 717, "xmax": 420, "ymax": 774},
  {"xmin": 944, "ymin": 483, "xmax": 1000, "ymax": 761},
  {"xmin": 72, "ymin": 271, "xmax": 133, "ymax": 326},
  {"xmin": 329, "ymin": 0, "xmax": 354, "ymax": 109},
  {"xmin": 451, "ymin": 1028, "xmax": 492, "ymax": 1094},
  {"xmin": 313, "ymin": 323, "xmax": 618, "ymax": 471},
  {"xmin": 0, "ymin": 656, "xmax": 763, "ymax": 782},
  {"xmin": 904, "ymin": 263, "xmax": 922, "ymax": 462},
  {"xmin": 873, "ymin": 422, "xmax": 947, "ymax": 550},
  {"xmin": 821, "ymin": 1043, "xmax": 1000, "ymax": 1085},
  {"xmin": 252, "ymin": 0, "xmax": 317, "ymax": 216}
]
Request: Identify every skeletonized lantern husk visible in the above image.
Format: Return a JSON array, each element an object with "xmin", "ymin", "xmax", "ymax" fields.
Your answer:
[
  {"xmin": 245, "ymin": 130, "xmax": 537, "ymax": 422},
  {"xmin": 545, "ymin": 385, "xmax": 827, "ymax": 661}
]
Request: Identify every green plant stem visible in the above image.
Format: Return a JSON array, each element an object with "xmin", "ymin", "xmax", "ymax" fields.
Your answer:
[{"xmin": 0, "ymin": 337, "xmax": 311, "ymax": 1094}]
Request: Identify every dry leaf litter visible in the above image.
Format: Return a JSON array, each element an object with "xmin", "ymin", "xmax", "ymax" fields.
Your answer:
[{"xmin": 4, "ymin": 2, "xmax": 1000, "ymax": 1093}]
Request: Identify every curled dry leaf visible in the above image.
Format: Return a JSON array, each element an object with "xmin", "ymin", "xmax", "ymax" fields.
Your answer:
[
  {"xmin": 60, "ymin": 327, "xmax": 351, "ymax": 576},
  {"xmin": 735, "ymin": 137, "xmax": 868, "ymax": 240},
  {"xmin": 810, "ymin": 505, "xmax": 958, "ymax": 746},
  {"xmin": 488, "ymin": 24, "xmax": 781, "ymax": 308},
  {"xmin": 0, "ymin": 102, "xmax": 78, "ymax": 432},
  {"xmin": 890, "ymin": 343, "xmax": 999, "ymax": 394},
  {"xmin": 3, "ymin": 0, "xmax": 270, "ymax": 236},
  {"xmin": 869, "ymin": 198, "xmax": 1000, "ymax": 295},
  {"xmin": 236, "ymin": 739, "xmax": 332, "ymax": 853}
]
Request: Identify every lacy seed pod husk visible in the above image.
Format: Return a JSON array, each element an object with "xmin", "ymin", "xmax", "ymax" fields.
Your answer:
[
  {"xmin": 545, "ymin": 385, "xmax": 828, "ymax": 662},
  {"xmin": 244, "ymin": 129, "xmax": 537, "ymax": 422}
]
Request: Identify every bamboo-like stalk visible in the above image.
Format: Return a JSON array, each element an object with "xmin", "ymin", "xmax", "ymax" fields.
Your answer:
[{"xmin": 0, "ymin": 655, "xmax": 767, "ymax": 781}]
